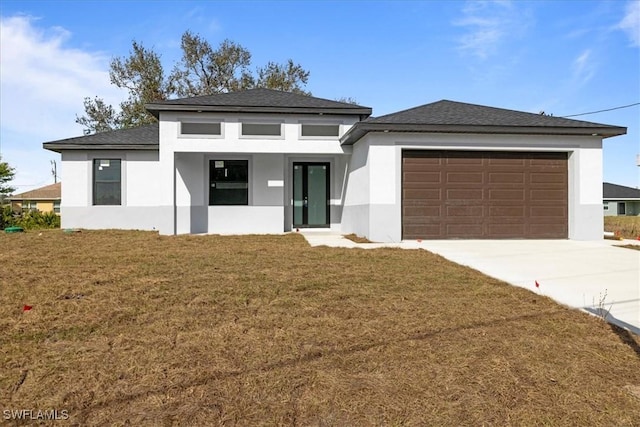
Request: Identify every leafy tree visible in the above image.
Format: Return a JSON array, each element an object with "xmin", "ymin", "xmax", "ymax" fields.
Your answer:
[
  {"xmin": 335, "ymin": 96, "xmax": 360, "ymax": 105},
  {"xmin": 255, "ymin": 59, "xmax": 310, "ymax": 94},
  {"xmin": 77, "ymin": 32, "xmax": 311, "ymax": 134},
  {"xmin": 170, "ymin": 33, "xmax": 254, "ymax": 97},
  {"xmin": 0, "ymin": 156, "xmax": 16, "ymax": 202},
  {"xmin": 111, "ymin": 41, "xmax": 171, "ymax": 128},
  {"xmin": 76, "ymin": 41, "xmax": 170, "ymax": 133},
  {"xmin": 76, "ymin": 97, "xmax": 119, "ymax": 135}
]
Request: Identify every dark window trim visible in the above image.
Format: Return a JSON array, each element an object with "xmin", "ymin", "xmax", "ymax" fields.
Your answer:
[
  {"xmin": 93, "ymin": 158, "xmax": 122, "ymax": 206},
  {"xmin": 179, "ymin": 120, "xmax": 223, "ymax": 137},
  {"xmin": 209, "ymin": 159, "xmax": 249, "ymax": 206},
  {"xmin": 300, "ymin": 123, "xmax": 340, "ymax": 138},
  {"xmin": 240, "ymin": 122, "xmax": 283, "ymax": 138}
]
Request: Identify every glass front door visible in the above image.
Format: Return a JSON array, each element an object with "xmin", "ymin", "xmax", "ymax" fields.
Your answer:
[{"xmin": 293, "ymin": 162, "xmax": 330, "ymax": 227}]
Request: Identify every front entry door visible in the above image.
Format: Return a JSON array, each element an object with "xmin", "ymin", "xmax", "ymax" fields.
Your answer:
[{"xmin": 293, "ymin": 162, "xmax": 330, "ymax": 227}]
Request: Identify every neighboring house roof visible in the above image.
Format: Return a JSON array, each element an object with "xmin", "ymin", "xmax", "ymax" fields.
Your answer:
[
  {"xmin": 340, "ymin": 100, "xmax": 627, "ymax": 145},
  {"xmin": 9, "ymin": 182, "xmax": 61, "ymax": 201},
  {"xmin": 603, "ymin": 182, "xmax": 640, "ymax": 200},
  {"xmin": 145, "ymin": 88, "xmax": 372, "ymax": 117},
  {"xmin": 43, "ymin": 123, "xmax": 159, "ymax": 152}
]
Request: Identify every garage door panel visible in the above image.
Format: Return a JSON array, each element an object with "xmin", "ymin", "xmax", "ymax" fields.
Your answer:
[
  {"xmin": 487, "ymin": 157, "xmax": 526, "ymax": 166},
  {"xmin": 530, "ymin": 206, "xmax": 566, "ymax": 217},
  {"xmin": 530, "ymin": 173, "xmax": 566, "ymax": 184},
  {"xmin": 486, "ymin": 224, "xmax": 526, "ymax": 236},
  {"xmin": 489, "ymin": 189, "xmax": 525, "ymax": 201},
  {"xmin": 489, "ymin": 172, "xmax": 524, "ymax": 184},
  {"xmin": 529, "ymin": 224, "xmax": 567, "ymax": 237},
  {"xmin": 404, "ymin": 206, "xmax": 442, "ymax": 217},
  {"xmin": 530, "ymin": 189, "xmax": 566, "ymax": 201},
  {"xmin": 446, "ymin": 205, "xmax": 483, "ymax": 217},
  {"xmin": 446, "ymin": 223, "xmax": 484, "ymax": 237},
  {"xmin": 488, "ymin": 206, "xmax": 525, "ymax": 217},
  {"xmin": 447, "ymin": 189, "xmax": 484, "ymax": 200},
  {"xmin": 404, "ymin": 171, "xmax": 442, "ymax": 183},
  {"xmin": 404, "ymin": 188, "xmax": 441, "ymax": 200},
  {"xmin": 403, "ymin": 150, "xmax": 567, "ymax": 239},
  {"xmin": 446, "ymin": 172, "xmax": 484, "ymax": 183},
  {"xmin": 446, "ymin": 157, "xmax": 483, "ymax": 165},
  {"xmin": 404, "ymin": 224, "xmax": 442, "ymax": 238}
]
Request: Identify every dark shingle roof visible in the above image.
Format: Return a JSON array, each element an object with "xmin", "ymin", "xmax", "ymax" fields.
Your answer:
[
  {"xmin": 43, "ymin": 123, "xmax": 159, "ymax": 152},
  {"xmin": 603, "ymin": 182, "xmax": 640, "ymax": 200},
  {"xmin": 9, "ymin": 182, "xmax": 61, "ymax": 200},
  {"xmin": 146, "ymin": 88, "xmax": 372, "ymax": 117},
  {"xmin": 341, "ymin": 100, "xmax": 627, "ymax": 145}
]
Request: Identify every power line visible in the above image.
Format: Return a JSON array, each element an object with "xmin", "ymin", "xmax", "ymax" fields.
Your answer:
[{"xmin": 561, "ymin": 102, "xmax": 640, "ymax": 118}]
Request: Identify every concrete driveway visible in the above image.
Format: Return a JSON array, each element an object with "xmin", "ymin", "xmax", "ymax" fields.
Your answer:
[
  {"xmin": 412, "ymin": 239, "xmax": 640, "ymax": 334},
  {"xmin": 301, "ymin": 231, "xmax": 640, "ymax": 334}
]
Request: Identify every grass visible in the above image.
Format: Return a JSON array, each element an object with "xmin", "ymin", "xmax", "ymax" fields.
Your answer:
[
  {"xmin": 1, "ymin": 230, "xmax": 639, "ymax": 425},
  {"xmin": 604, "ymin": 216, "xmax": 640, "ymax": 240},
  {"xmin": 343, "ymin": 233, "xmax": 373, "ymax": 244},
  {"xmin": 617, "ymin": 244, "xmax": 640, "ymax": 251}
]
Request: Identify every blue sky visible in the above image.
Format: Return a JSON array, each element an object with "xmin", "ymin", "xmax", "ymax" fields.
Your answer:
[{"xmin": 1, "ymin": 0, "xmax": 639, "ymax": 191}]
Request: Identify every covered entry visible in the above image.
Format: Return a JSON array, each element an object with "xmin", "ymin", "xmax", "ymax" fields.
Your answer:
[{"xmin": 402, "ymin": 150, "xmax": 568, "ymax": 239}]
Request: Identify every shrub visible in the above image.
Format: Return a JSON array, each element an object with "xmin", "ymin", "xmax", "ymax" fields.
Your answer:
[
  {"xmin": 0, "ymin": 205, "xmax": 14, "ymax": 229},
  {"xmin": 0, "ymin": 207, "xmax": 60, "ymax": 230}
]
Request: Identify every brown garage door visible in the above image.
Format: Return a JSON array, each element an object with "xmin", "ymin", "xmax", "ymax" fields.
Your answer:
[{"xmin": 402, "ymin": 151, "xmax": 568, "ymax": 239}]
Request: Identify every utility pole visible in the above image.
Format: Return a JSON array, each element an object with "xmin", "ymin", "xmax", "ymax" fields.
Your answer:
[{"xmin": 51, "ymin": 160, "xmax": 58, "ymax": 183}]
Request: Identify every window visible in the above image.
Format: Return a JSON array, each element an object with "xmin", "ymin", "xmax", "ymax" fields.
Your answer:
[
  {"xmin": 603, "ymin": 202, "xmax": 609, "ymax": 211},
  {"xmin": 301, "ymin": 124, "xmax": 340, "ymax": 137},
  {"xmin": 180, "ymin": 121, "xmax": 221, "ymax": 136},
  {"xmin": 241, "ymin": 123, "xmax": 281, "ymax": 137},
  {"xmin": 22, "ymin": 201, "xmax": 37, "ymax": 211},
  {"xmin": 209, "ymin": 160, "xmax": 248, "ymax": 205},
  {"xmin": 53, "ymin": 200, "xmax": 61, "ymax": 213},
  {"xmin": 93, "ymin": 159, "xmax": 121, "ymax": 205},
  {"xmin": 618, "ymin": 202, "xmax": 626, "ymax": 215}
]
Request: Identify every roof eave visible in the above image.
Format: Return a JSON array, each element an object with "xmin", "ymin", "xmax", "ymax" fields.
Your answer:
[
  {"xmin": 145, "ymin": 103, "xmax": 372, "ymax": 118},
  {"xmin": 8, "ymin": 197, "xmax": 61, "ymax": 201},
  {"xmin": 43, "ymin": 143, "xmax": 159, "ymax": 153},
  {"xmin": 340, "ymin": 123, "xmax": 627, "ymax": 145}
]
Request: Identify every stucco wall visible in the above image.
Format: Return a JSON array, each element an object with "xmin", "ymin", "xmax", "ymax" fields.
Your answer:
[
  {"xmin": 341, "ymin": 132, "xmax": 606, "ymax": 242},
  {"xmin": 60, "ymin": 150, "xmax": 170, "ymax": 231}
]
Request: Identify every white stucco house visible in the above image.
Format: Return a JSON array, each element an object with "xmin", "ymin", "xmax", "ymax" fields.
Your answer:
[{"xmin": 43, "ymin": 89, "xmax": 626, "ymax": 242}]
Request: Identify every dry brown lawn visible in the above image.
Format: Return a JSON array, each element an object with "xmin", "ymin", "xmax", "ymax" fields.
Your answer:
[
  {"xmin": 605, "ymin": 216, "xmax": 640, "ymax": 240},
  {"xmin": 1, "ymin": 230, "xmax": 639, "ymax": 426}
]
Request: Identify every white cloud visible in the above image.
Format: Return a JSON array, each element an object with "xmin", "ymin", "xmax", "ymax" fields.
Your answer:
[
  {"xmin": 0, "ymin": 15, "xmax": 125, "ymax": 189},
  {"xmin": 617, "ymin": 1, "xmax": 640, "ymax": 47},
  {"xmin": 573, "ymin": 49, "xmax": 595, "ymax": 84},
  {"xmin": 453, "ymin": 0, "xmax": 530, "ymax": 59},
  {"xmin": 0, "ymin": 15, "xmax": 125, "ymax": 140}
]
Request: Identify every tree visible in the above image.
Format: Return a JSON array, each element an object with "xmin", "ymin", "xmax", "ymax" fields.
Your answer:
[
  {"xmin": 255, "ymin": 60, "xmax": 310, "ymax": 94},
  {"xmin": 0, "ymin": 156, "xmax": 16, "ymax": 203},
  {"xmin": 76, "ymin": 41, "xmax": 170, "ymax": 133},
  {"xmin": 76, "ymin": 97, "xmax": 119, "ymax": 135},
  {"xmin": 111, "ymin": 41, "xmax": 171, "ymax": 128},
  {"xmin": 170, "ymin": 33, "xmax": 254, "ymax": 97},
  {"xmin": 77, "ymin": 32, "xmax": 312, "ymax": 134},
  {"xmin": 334, "ymin": 96, "xmax": 360, "ymax": 105}
]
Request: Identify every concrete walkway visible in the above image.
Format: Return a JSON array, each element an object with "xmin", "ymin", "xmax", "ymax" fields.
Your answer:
[{"xmin": 299, "ymin": 230, "xmax": 640, "ymax": 334}]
